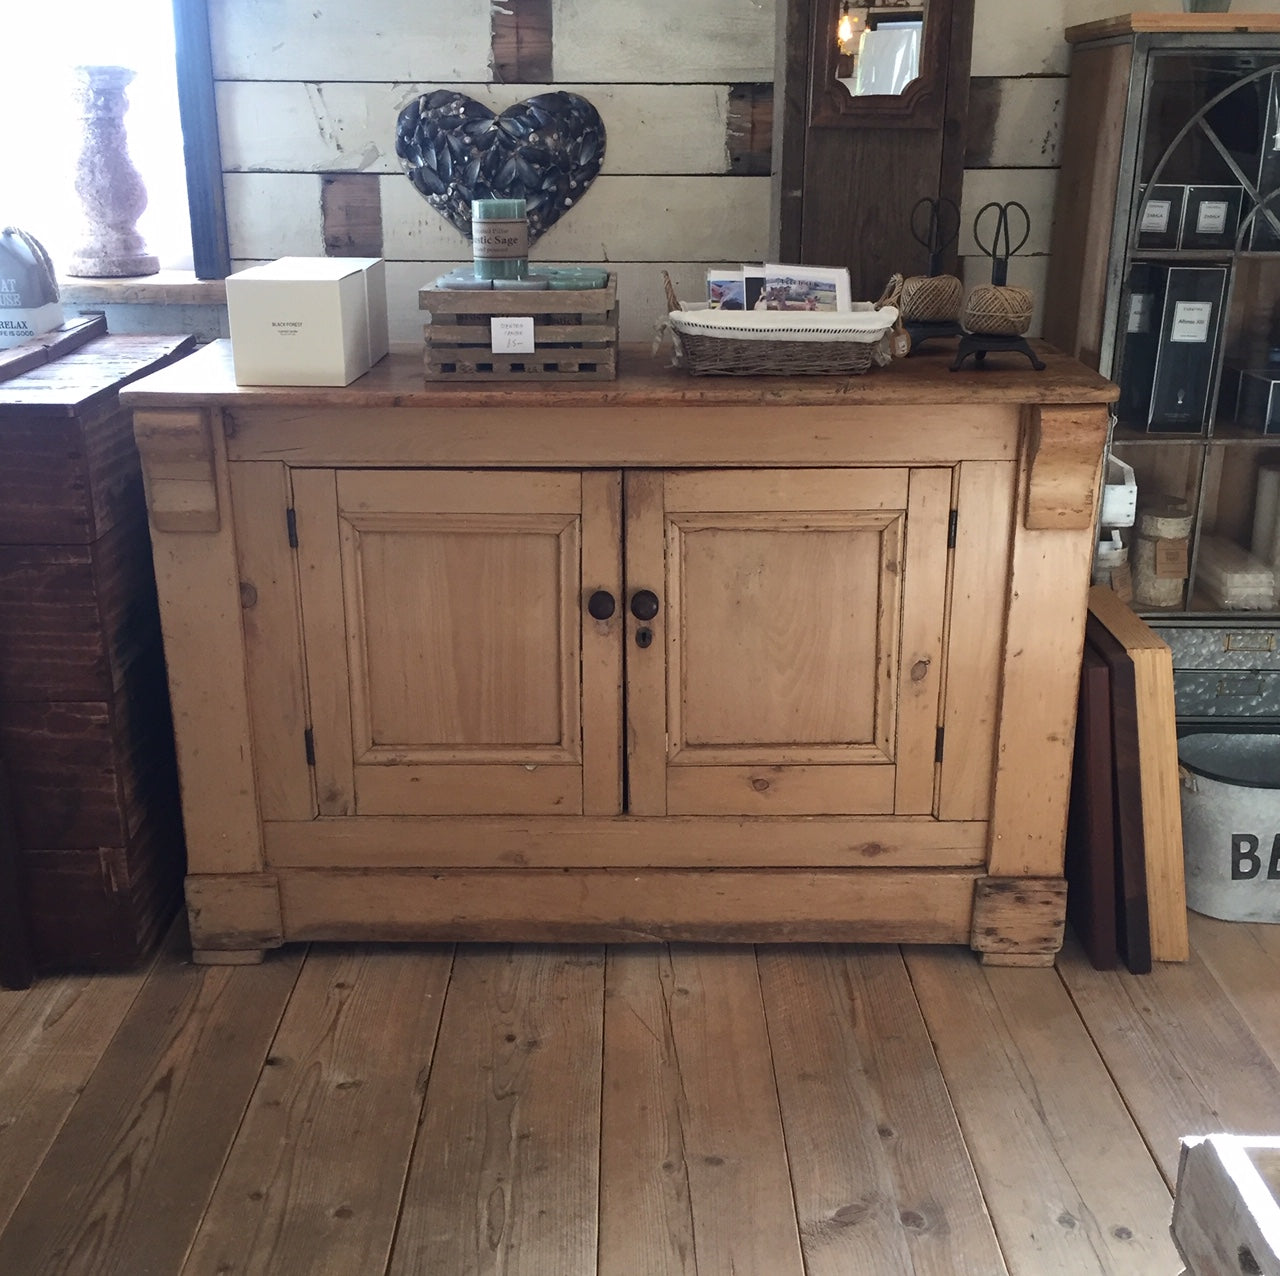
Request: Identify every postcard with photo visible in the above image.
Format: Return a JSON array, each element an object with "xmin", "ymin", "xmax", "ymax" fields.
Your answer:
[
  {"xmin": 762, "ymin": 263, "xmax": 852, "ymax": 312},
  {"xmin": 706, "ymin": 267, "xmax": 745, "ymax": 310}
]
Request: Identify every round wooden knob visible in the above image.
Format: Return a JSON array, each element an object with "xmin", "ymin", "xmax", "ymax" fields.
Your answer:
[{"xmin": 630, "ymin": 590, "xmax": 659, "ymax": 621}]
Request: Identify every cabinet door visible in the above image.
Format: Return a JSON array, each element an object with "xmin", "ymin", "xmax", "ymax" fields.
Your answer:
[
  {"xmin": 292, "ymin": 469, "xmax": 623, "ymax": 817},
  {"xmin": 626, "ymin": 468, "xmax": 952, "ymax": 816}
]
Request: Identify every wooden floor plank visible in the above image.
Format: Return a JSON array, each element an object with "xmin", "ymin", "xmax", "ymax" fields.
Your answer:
[
  {"xmin": 907, "ymin": 946, "xmax": 1181, "ymax": 1275},
  {"xmin": 0, "ymin": 943, "xmax": 303, "ymax": 1276},
  {"xmin": 1187, "ymin": 912, "xmax": 1280, "ymax": 1073},
  {"xmin": 0, "ymin": 962, "xmax": 152, "ymax": 1234},
  {"xmin": 599, "ymin": 945, "xmax": 805, "ymax": 1276},
  {"xmin": 180, "ymin": 943, "xmax": 454, "ymax": 1276},
  {"xmin": 598, "ymin": 946, "xmax": 697, "ymax": 1275},
  {"xmin": 1058, "ymin": 933, "xmax": 1280, "ymax": 1189},
  {"xmin": 388, "ymin": 945, "xmax": 605, "ymax": 1276},
  {"xmin": 758, "ymin": 944, "xmax": 1007, "ymax": 1276}
]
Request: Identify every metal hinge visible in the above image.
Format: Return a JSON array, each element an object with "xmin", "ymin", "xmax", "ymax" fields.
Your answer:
[
  {"xmin": 935, "ymin": 726, "xmax": 945, "ymax": 764},
  {"xmin": 947, "ymin": 509, "xmax": 958, "ymax": 549},
  {"xmin": 286, "ymin": 507, "xmax": 299, "ymax": 549},
  {"xmin": 304, "ymin": 727, "xmax": 316, "ymax": 766}
]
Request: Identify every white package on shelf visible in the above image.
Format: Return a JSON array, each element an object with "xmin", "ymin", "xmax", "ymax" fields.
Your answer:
[
  {"xmin": 1196, "ymin": 534, "xmax": 1278, "ymax": 610},
  {"xmin": 1252, "ymin": 464, "xmax": 1280, "ymax": 566}
]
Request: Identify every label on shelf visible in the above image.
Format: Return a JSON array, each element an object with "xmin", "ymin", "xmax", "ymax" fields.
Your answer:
[
  {"xmin": 1127, "ymin": 292, "xmax": 1153, "ymax": 334},
  {"xmin": 1196, "ymin": 200, "xmax": 1230, "ymax": 235},
  {"xmin": 1140, "ymin": 200, "xmax": 1171, "ymax": 234},
  {"xmin": 1170, "ymin": 300, "xmax": 1213, "ymax": 343},
  {"xmin": 1155, "ymin": 536, "xmax": 1190, "ymax": 579}
]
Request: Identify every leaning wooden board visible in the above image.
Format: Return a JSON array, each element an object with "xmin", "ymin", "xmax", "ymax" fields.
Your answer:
[
  {"xmin": 1084, "ymin": 615, "xmax": 1152, "ymax": 974},
  {"xmin": 1087, "ymin": 585, "xmax": 1188, "ymax": 963},
  {"xmin": 1065, "ymin": 640, "xmax": 1119, "ymax": 970}
]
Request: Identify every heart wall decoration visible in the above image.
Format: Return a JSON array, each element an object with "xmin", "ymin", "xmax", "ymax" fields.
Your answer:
[{"xmin": 394, "ymin": 90, "xmax": 606, "ymax": 244}]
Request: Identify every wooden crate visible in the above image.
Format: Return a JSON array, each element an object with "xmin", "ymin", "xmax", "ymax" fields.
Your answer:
[
  {"xmin": 1173, "ymin": 1134, "xmax": 1280, "ymax": 1275},
  {"xmin": 419, "ymin": 274, "xmax": 618, "ymax": 381},
  {"xmin": 0, "ymin": 329, "xmax": 195, "ymax": 972}
]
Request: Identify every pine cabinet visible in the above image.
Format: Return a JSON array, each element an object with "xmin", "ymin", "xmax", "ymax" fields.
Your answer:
[{"xmin": 124, "ymin": 341, "xmax": 1114, "ymax": 965}]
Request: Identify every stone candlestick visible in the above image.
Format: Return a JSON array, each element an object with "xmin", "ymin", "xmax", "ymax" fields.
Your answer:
[{"xmin": 68, "ymin": 65, "xmax": 159, "ymax": 277}]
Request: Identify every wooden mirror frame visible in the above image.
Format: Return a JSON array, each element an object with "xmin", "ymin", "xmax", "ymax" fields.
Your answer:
[{"xmin": 808, "ymin": 0, "xmax": 955, "ymax": 129}]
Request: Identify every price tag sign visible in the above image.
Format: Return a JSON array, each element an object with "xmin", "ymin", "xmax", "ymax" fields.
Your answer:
[{"xmin": 491, "ymin": 316, "xmax": 535, "ymax": 354}]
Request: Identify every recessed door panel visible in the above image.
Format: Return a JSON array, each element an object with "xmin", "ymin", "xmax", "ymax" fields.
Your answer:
[
  {"xmin": 627, "ymin": 468, "xmax": 950, "ymax": 817},
  {"xmin": 294, "ymin": 469, "xmax": 622, "ymax": 817}
]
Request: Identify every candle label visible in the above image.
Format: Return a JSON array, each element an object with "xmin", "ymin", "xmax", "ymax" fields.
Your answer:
[
  {"xmin": 473, "ymin": 219, "xmax": 529, "ymax": 261},
  {"xmin": 1170, "ymin": 300, "xmax": 1212, "ymax": 343},
  {"xmin": 491, "ymin": 316, "xmax": 535, "ymax": 354},
  {"xmin": 1140, "ymin": 200, "xmax": 1170, "ymax": 234},
  {"xmin": 1196, "ymin": 200, "xmax": 1229, "ymax": 234}
]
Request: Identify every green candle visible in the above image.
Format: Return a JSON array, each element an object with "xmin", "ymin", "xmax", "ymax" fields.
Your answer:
[{"xmin": 472, "ymin": 199, "xmax": 528, "ymax": 281}]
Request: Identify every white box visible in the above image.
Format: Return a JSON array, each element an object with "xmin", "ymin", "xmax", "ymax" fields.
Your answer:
[{"xmin": 226, "ymin": 256, "xmax": 387, "ymax": 386}]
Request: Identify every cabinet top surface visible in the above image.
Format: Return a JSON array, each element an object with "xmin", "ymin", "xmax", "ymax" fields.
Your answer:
[
  {"xmin": 121, "ymin": 340, "xmax": 1117, "ymax": 410},
  {"xmin": 1066, "ymin": 12, "xmax": 1280, "ymax": 43}
]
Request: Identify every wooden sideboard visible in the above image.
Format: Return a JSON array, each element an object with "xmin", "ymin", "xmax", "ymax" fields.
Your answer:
[{"xmin": 122, "ymin": 341, "xmax": 1115, "ymax": 966}]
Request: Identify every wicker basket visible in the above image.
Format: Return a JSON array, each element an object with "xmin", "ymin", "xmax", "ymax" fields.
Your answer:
[{"xmin": 662, "ymin": 271, "xmax": 896, "ymax": 376}]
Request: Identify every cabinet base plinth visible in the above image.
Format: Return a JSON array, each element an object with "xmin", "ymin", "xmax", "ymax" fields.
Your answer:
[
  {"xmin": 979, "ymin": 951, "xmax": 1057, "ymax": 968},
  {"xmin": 969, "ymin": 876, "xmax": 1068, "ymax": 960},
  {"xmin": 191, "ymin": 947, "xmax": 266, "ymax": 966}
]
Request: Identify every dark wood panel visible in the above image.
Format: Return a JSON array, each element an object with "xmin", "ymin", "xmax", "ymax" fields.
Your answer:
[
  {"xmin": 0, "ymin": 643, "xmax": 179, "ymax": 852},
  {"xmin": 0, "ymin": 764, "xmax": 33, "ymax": 988},
  {"xmin": 728, "ymin": 83, "xmax": 774, "ymax": 176},
  {"xmin": 0, "ymin": 403, "xmax": 142, "ymax": 545},
  {"xmin": 1065, "ymin": 643, "xmax": 1118, "ymax": 970},
  {"xmin": 779, "ymin": 0, "xmax": 972, "ymax": 298},
  {"xmin": 321, "ymin": 173, "xmax": 384, "ymax": 257},
  {"xmin": 490, "ymin": 0, "xmax": 553, "ymax": 83},
  {"xmin": 0, "ymin": 511, "xmax": 159, "ymax": 701},
  {"xmin": 1085, "ymin": 616, "xmax": 1151, "ymax": 975}
]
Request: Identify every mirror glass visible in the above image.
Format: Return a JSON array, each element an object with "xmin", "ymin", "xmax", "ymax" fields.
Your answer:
[{"xmin": 835, "ymin": 3, "xmax": 926, "ymax": 98}]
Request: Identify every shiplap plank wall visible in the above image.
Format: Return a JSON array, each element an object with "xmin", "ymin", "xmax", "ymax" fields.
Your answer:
[
  {"xmin": 210, "ymin": 0, "xmax": 775, "ymax": 346},
  {"xmin": 205, "ymin": 0, "xmax": 1145, "ymax": 348}
]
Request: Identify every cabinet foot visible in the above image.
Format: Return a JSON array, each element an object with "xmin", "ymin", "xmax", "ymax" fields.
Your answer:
[
  {"xmin": 191, "ymin": 947, "xmax": 266, "ymax": 966},
  {"xmin": 979, "ymin": 951, "xmax": 1057, "ymax": 968},
  {"xmin": 969, "ymin": 876, "xmax": 1067, "ymax": 964}
]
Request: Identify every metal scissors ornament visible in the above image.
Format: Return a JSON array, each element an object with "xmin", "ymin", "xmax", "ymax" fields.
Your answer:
[
  {"xmin": 910, "ymin": 196, "xmax": 960, "ymax": 277},
  {"xmin": 973, "ymin": 200, "xmax": 1031, "ymax": 287}
]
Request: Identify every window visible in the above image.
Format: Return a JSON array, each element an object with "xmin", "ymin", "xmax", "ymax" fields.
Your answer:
[{"xmin": 1, "ymin": 0, "xmax": 226, "ymax": 278}]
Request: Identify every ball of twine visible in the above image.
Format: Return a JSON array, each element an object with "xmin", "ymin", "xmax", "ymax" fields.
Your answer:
[
  {"xmin": 900, "ymin": 273, "xmax": 963, "ymax": 321},
  {"xmin": 962, "ymin": 284, "xmax": 1034, "ymax": 335}
]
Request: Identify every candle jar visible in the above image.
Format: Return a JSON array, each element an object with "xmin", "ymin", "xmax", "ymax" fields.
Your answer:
[{"xmin": 471, "ymin": 199, "xmax": 528, "ymax": 281}]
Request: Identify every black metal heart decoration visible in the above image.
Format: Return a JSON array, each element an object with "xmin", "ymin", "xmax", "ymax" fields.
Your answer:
[{"xmin": 394, "ymin": 90, "xmax": 606, "ymax": 243}]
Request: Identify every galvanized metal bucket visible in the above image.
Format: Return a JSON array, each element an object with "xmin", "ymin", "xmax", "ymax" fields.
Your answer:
[{"xmin": 1179, "ymin": 731, "xmax": 1280, "ymax": 923}]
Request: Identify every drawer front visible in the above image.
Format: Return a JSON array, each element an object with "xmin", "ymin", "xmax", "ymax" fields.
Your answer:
[
  {"xmin": 1153, "ymin": 625, "xmax": 1280, "ymax": 671},
  {"xmin": 1173, "ymin": 669, "xmax": 1280, "ymax": 718}
]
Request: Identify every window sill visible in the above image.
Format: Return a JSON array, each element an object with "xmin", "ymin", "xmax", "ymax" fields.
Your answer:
[{"xmin": 57, "ymin": 271, "xmax": 226, "ymax": 306}]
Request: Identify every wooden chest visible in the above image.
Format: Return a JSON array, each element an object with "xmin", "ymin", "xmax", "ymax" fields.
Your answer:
[{"xmin": 0, "ymin": 320, "xmax": 195, "ymax": 972}]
